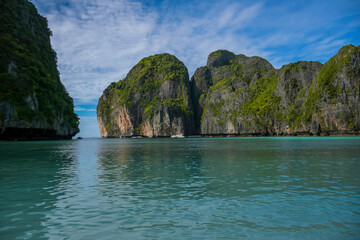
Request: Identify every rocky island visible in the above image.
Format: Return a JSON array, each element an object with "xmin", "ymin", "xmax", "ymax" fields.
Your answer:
[
  {"xmin": 98, "ymin": 44, "xmax": 359, "ymax": 137},
  {"xmin": 0, "ymin": 0, "xmax": 79, "ymax": 140},
  {"xmin": 97, "ymin": 54, "xmax": 194, "ymax": 137}
]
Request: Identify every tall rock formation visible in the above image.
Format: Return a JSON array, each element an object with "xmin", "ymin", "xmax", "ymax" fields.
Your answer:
[
  {"xmin": 0, "ymin": 0, "xmax": 79, "ymax": 140},
  {"xmin": 97, "ymin": 54, "xmax": 194, "ymax": 137},
  {"xmin": 191, "ymin": 49, "xmax": 281, "ymax": 135},
  {"xmin": 301, "ymin": 45, "xmax": 360, "ymax": 134},
  {"xmin": 97, "ymin": 44, "xmax": 359, "ymax": 138},
  {"xmin": 191, "ymin": 45, "xmax": 360, "ymax": 136}
]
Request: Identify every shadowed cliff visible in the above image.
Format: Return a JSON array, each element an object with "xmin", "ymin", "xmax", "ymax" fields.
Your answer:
[{"xmin": 0, "ymin": 0, "xmax": 79, "ymax": 140}]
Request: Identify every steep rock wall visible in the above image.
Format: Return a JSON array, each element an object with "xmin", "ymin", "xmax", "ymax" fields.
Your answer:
[
  {"xmin": 0, "ymin": 0, "xmax": 79, "ymax": 140},
  {"xmin": 191, "ymin": 45, "xmax": 360, "ymax": 136},
  {"xmin": 97, "ymin": 54, "xmax": 194, "ymax": 138}
]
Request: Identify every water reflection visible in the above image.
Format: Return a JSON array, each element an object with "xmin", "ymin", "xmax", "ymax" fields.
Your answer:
[
  {"xmin": 94, "ymin": 138, "xmax": 360, "ymax": 238},
  {"xmin": 1, "ymin": 137, "xmax": 359, "ymax": 239},
  {"xmin": 95, "ymin": 138, "xmax": 360, "ymax": 200},
  {"xmin": 0, "ymin": 141, "xmax": 78, "ymax": 240},
  {"xmin": 96, "ymin": 139, "xmax": 206, "ymax": 201}
]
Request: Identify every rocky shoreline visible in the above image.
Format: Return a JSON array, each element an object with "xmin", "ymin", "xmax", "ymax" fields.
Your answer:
[{"xmin": 97, "ymin": 132, "xmax": 360, "ymax": 139}]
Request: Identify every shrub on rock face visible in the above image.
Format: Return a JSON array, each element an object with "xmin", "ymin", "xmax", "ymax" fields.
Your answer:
[{"xmin": 97, "ymin": 53, "xmax": 194, "ymax": 138}]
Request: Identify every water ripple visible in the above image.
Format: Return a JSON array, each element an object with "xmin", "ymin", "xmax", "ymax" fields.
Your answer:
[{"xmin": 0, "ymin": 138, "xmax": 360, "ymax": 239}]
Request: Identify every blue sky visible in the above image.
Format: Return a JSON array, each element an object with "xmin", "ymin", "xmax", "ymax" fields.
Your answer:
[{"xmin": 30, "ymin": 0, "xmax": 360, "ymax": 138}]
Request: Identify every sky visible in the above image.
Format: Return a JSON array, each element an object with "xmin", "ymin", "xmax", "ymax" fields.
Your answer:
[{"xmin": 30, "ymin": 0, "xmax": 360, "ymax": 138}]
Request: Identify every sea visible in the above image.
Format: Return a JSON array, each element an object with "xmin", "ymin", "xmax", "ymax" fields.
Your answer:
[{"xmin": 1, "ymin": 137, "xmax": 359, "ymax": 239}]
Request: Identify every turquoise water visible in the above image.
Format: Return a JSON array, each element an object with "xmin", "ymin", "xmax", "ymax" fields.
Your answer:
[{"xmin": 0, "ymin": 137, "xmax": 360, "ymax": 239}]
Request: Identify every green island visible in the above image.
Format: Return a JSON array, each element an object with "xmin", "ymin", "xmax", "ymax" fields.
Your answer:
[
  {"xmin": 97, "ymin": 53, "xmax": 194, "ymax": 138},
  {"xmin": 98, "ymin": 45, "xmax": 360, "ymax": 137}
]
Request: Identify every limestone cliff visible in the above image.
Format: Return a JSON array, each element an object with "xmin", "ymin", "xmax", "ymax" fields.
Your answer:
[
  {"xmin": 191, "ymin": 45, "xmax": 360, "ymax": 136},
  {"xmin": 98, "ymin": 45, "xmax": 359, "ymax": 137},
  {"xmin": 301, "ymin": 45, "xmax": 360, "ymax": 134},
  {"xmin": 97, "ymin": 54, "xmax": 194, "ymax": 137},
  {"xmin": 0, "ymin": 0, "xmax": 79, "ymax": 140}
]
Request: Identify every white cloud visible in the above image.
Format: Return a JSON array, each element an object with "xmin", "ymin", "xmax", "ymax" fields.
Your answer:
[
  {"xmin": 32, "ymin": 0, "xmax": 359, "ymax": 106},
  {"xmin": 35, "ymin": 0, "xmax": 265, "ymax": 105}
]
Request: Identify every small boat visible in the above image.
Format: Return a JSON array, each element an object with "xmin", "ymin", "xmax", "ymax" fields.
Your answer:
[
  {"xmin": 131, "ymin": 136, "xmax": 143, "ymax": 139},
  {"xmin": 171, "ymin": 134, "xmax": 185, "ymax": 138}
]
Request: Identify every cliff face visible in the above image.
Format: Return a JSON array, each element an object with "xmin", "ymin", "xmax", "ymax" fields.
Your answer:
[
  {"xmin": 97, "ymin": 45, "xmax": 359, "ymax": 138},
  {"xmin": 191, "ymin": 50, "xmax": 277, "ymax": 135},
  {"xmin": 0, "ymin": 0, "xmax": 79, "ymax": 140},
  {"xmin": 301, "ymin": 45, "xmax": 360, "ymax": 134},
  {"xmin": 191, "ymin": 45, "xmax": 360, "ymax": 136},
  {"xmin": 97, "ymin": 54, "xmax": 194, "ymax": 137}
]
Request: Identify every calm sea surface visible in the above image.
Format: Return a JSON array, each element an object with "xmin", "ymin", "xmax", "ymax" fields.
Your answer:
[{"xmin": 0, "ymin": 137, "xmax": 360, "ymax": 239}]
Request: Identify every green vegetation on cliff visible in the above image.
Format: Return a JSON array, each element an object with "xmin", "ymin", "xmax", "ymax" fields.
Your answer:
[
  {"xmin": 303, "ymin": 45, "xmax": 360, "ymax": 124},
  {"xmin": 0, "ymin": 0, "xmax": 79, "ymax": 131},
  {"xmin": 97, "ymin": 53, "xmax": 194, "ymax": 137},
  {"xmin": 116, "ymin": 53, "xmax": 189, "ymax": 109},
  {"xmin": 242, "ymin": 74, "xmax": 281, "ymax": 123},
  {"xmin": 194, "ymin": 45, "xmax": 359, "ymax": 135},
  {"xmin": 195, "ymin": 50, "xmax": 280, "ymax": 133},
  {"xmin": 98, "ymin": 44, "xmax": 359, "ymax": 137}
]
